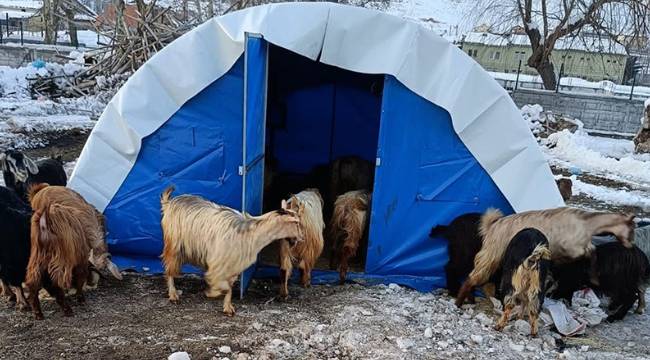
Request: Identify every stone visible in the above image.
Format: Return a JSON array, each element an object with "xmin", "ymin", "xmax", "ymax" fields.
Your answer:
[
  {"xmin": 235, "ymin": 354, "xmax": 249, "ymax": 360},
  {"xmin": 475, "ymin": 313, "xmax": 493, "ymax": 326},
  {"xmin": 514, "ymin": 319, "xmax": 531, "ymax": 336},
  {"xmin": 424, "ymin": 327, "xmax": 433, "ymax": 338},
  {"xmin": 396, "ymin": 338, "xmax": 414, "ymax": 350},
  {"xmin": 580, "ymin": 346, "xmax": 589, "ymax": 352},
  {"xmin": 509, "ymin": 342, "xmax": 524, "ymax": 352},
  {"xmin": 168, "ymin": 352, "xmax": 191, "ymax": 360},
  {"xmin": 470, "ymin": 335, "xmax": 483, "ymax": 345},
  {"xmin": 219, "ymin": 346, "xmax": 231, "ymax": 354},
  {"xmin": 437, "ymin": 341, "xmax": 449, "ymax": 349},
  {"xmin": 361, "ymin": 309, "xmax": 373, "ymax": 316}
]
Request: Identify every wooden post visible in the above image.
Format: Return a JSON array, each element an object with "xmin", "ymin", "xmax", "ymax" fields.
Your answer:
[
  {"xmin": 515, "ymin": 59, "xmax": 522, "ymax": 91},
  {"xmin": 19, "ymin": 20, "xmax": 23, "ymax": 46}
]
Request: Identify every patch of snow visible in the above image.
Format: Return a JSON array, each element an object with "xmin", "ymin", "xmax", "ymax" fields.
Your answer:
[
  {"xmin": 544, "ymin": 130, "xmax": 650, "ymax": 186},
  {"xmin": 572, "ymin": 178, "xmax": 650, "ymax": 210}
]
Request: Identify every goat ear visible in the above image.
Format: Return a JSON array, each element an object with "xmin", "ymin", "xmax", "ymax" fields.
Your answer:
[{"xmin": 24, "ymin": 156, "xmax": 38, "ymax": 175}]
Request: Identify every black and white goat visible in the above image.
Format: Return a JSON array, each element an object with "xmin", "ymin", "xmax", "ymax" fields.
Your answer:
[
  {"xmin": 494, "ymin": 228, "xmax": 551, "ymax": 337},
  {"xmin": 0, "ymin": 185, "xmax": 31, "ymax": 310},
  {"xmin": 1, "ymin": 150, "xmax": 67, "ymax": 200}
]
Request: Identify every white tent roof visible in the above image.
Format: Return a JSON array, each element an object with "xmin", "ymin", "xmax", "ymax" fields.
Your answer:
[{"xmin": 69, "ymin": 2, "xmax": 563, "ymax": 213}]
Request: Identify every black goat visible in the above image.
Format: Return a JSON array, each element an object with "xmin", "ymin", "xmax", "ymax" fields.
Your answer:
[
  {"xmin": 494, "ymin": 228, "xmax": 551, "ymax": 337},
  {"xmin": 431, "ymin": 213, "xmax": 482, "ymax": 298},
  {"xmin": 550, "ymin": 242, "xmax": 650, "ymax": 322},
  {"xmin": 0, "ymin": 186, "xmax": 31, "ymax": 310},
  {"xmin": 1, "ymin": 150, "xmax": 67, "ymax": 201}
]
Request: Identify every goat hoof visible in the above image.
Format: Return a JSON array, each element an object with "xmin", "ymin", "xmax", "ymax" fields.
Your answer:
[
  {"xmin": 34, "ymin": 313, "xmax": 44, "ymax": 320},
  {"xmin": 223, "ymin": 307, "xmax": 235, "ymax": 317}
]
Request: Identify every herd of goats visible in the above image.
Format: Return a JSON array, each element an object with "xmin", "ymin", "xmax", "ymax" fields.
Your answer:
[{"xmin": 0, "ymin": 151, "xmax": 649, "ymax": 340}]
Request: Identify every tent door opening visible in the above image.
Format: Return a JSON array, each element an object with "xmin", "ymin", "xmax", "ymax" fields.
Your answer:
[{"xmin": 259, "ymin": 44, "xmax": 383, "ymax": 279}]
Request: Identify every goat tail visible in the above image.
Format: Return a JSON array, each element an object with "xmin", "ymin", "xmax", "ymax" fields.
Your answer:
[
  {"xmin": 479, "ymin": 208, "xmax": 504, "ymax": 238},
  {"xmin": 523, "ymin": 244, "xmax": 552, "ymax": 270},
  {"xmin": 430, "ymin": 225, "xmax": 448, "ymax": 238},
  {"xmin": 160, "ymin": 186, "xmax": 175, "ymax": 213},
  {"xmin": 28, "ymin": 183, "xmax": 50, "ymax": 204}
]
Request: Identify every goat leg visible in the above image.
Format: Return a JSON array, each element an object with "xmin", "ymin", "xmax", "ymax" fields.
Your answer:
[
  {"xmin": 455, "ymin": 278, "xmax": 477, "ymax": 308},
  {"xmin": 338, "ymin": 245, "xmax": 355, "ymax": 285},
  {"xmin": 636, "ymin": 285, "xmax": 647, "ymax": 314},
  {"xmin": 26, "ymin": 284, "xmax": 44, "ymax": 320},
  {"xmin": 222, "ymin": 276, "xmax": 237, "ymax": 317},
  {"xmin": 607, "ymin": 294, "xmax": 636, "ymax": 322},
  {"xmin": 44, "ymin": 282, "xmax": 73, "ymax": 317},
  {"xmin": 279, "ymin": 240, "xmax": 292, "ymax": 298},
  {"xmin": 73, "ymin": 266, "xmax": 89, "ymax": 304},
  {"xmin": 0, "ymin": 280, "xmax": 8, "ymax": 297},
  {"xmin": 11, "ymin": 286, "xmax": 28, "ymax": 311},
  {"xmin": 299, "ymin": 260, "xmax": 311, "ymax": 288},
  {"xmin": 495, "ymin": 301, "xmax": 515, "ymax": 331}
]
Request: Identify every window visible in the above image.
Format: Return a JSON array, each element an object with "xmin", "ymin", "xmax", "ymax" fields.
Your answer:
[{"xmin": 491, "ymin": 51, "xmax": 501, "ymax": 60}]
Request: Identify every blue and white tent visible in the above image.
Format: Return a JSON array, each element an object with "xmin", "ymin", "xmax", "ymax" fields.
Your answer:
[{"xmin": 69, "ymin": 2, "xmax": 563, "ymax": 293}]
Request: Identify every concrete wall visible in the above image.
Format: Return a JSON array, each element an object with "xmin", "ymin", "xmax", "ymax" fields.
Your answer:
[
  {"xmin": 511, "ymin": 89, "xmax": 645, "ymax": 134},
  {"xmin": 0, "ymin": 44, "xmax": 72, "ymax": 67}
]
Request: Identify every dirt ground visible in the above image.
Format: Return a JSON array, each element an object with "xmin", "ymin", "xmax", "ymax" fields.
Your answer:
[{"xmin": 2, "ymin": 274, "xmax": 650, "ymax": 360}]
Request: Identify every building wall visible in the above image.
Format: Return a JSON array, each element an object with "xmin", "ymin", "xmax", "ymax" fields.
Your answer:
[
  {"xmin": 463, "ymin": 42, "xmax": 627, "ymax": 84},
  {"xmin": 0, "ymin": 44, "xmax": 71, "ymax": 67},
  {"xmin": 511, "ymin": 88, "xmax": 644, "ymax": 134}
]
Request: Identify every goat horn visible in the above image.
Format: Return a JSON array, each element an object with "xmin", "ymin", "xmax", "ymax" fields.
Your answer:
[{"xmin": 106, "ymin": 260, "xmax": 123, "ymax": 280}]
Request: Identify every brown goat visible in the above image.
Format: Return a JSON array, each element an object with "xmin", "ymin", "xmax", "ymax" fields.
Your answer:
[
  {"xmin": 160, "ymin": 186, "xmax": 303, "ymax": 316},
  {"xmin": 279, "ymin": 189, "xmax": 325, "ymax": 298},
  {"xmin": 26, "ymin": 185, "xmax": 121, "ymax": 319},
  {"xmin": 556, "ymin": 178, "xmax": 572, "ymax": 202},
  {"xmin": 329, "ymin": 190, "xmax": 371, "ymax": 284},
  {"xmin": 456, "ymin": 207, "xmax": 635, "ymax": 307}
]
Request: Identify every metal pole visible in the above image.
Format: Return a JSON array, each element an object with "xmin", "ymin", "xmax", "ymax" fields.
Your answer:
[
  {"xmin": 630, "ymin": 75, "xmax": 636, "ymax": 100},
  {"xmin": 6, "ymin": 14, "xmax": 9, "ymax": 39},
  {"xmin": 556, "ymin": 63, "xmax": 564, "ymax": 93},
  {"xmin": 515, "ymin": 59, "xmax": 522, "ymax": 91},
  {"xmin": 19, "ymin": 20, "xmax": 23, "ymax": 46}
]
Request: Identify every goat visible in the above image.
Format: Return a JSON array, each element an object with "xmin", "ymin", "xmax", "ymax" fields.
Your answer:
[
  {"xmin": 328, "ymin": 190, "xmax": 371, "ymax": 284},
  {"xmin": 1, "ymin": 150, "xmax": 67, "ymax": 201},
  {"xmin": 551, "ymin": 242, "xmax": 649, "ymax": 322},
  {"xmin": 494, "ymin": 228, "xmax": 551, "ymax": 337},
  {"xmin": 430, "ymin": 212, "xmax": 502, "ymax": 301},
  {"xmin": 279, "ymin": 189, "xmax": 325, "ymax": 298},
  {"xmin": 0, "ymin": 186, "xmax": 31, "ymax": 310},
  {"xmin": 456, "ymin": 207, "xmax": 635, "ymax": 307},
  {"xmin": 26, "ymin": 185, "xmax": 121, "ymax": 319},
  {"xmin": 28, "ymin": 185, "xmax": 121, "ymax": 280},
  {"xmin": 329, "ymin": 156, "xmax": 374, "ymax": 203},
  {"xmin": 556, "ymin": 178, "xmax": 572, "ymax": 202},
  {"xmin": 430, "ymin": 213, "xmax": 482, "ymax": 298},
  {"xmin": 160, "ymin": 186, "xmax": 303, "ymax": 316}
]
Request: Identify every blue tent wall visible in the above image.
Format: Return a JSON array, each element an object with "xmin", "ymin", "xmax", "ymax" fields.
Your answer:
[
  {"xmin": 104, "ymin": 57, "xmax": 245, "ymax": 272},
  {"xmin": 363, "ymin": 75, "xmax": 514, "ymax": 290}
]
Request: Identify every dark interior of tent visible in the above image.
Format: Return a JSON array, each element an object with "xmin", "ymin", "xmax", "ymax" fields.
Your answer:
[{"xmin": 259, "ymin": 45, "xmax": 384, "ymax": 273}]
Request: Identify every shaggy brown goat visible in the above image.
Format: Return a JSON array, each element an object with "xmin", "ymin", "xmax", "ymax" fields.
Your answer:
[
  {"xmin": 456, "ymin": 207, "xmax": 635, "ymax": 307},
  {"xmin": 160, "ymin": 186, "xmax": 303, "ymax": 316},
  {"xmin": 494, "ymin": 228, "xmax": 551, "ymax": 337},
  {"xmin": 556, "ymin": 178, "xmax": 572, "ymax": 202},
  {"xmin": 279, "ymin": 189, "xmax": 325, "ymax": 298},
  {"xmin": 328, "ymin": 190, "xmax": 371, "ymax": 284},
  {"xmin": 26, "ymin": 185, "xmax": 120, "ymax": 319}
]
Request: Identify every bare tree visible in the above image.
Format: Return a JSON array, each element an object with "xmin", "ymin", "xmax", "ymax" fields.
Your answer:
[
  {"xmin": 208, "ymin": 0, "xmax": 215, "ymax": 18},
  {"xmin": 64, "ymin": 7, "xmax": 79, "ymax": 47},
  {"xmin": 43, "ymin": 0, "xmax": 61, "ymax": 44},
  {"xmin": 472, "ymin": 0, "xmax": 650, "ymax": 89}
]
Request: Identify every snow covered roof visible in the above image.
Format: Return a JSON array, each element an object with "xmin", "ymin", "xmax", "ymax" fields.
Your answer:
[
  {"xmin": 464, "ymin": 32, "xmax": 627, "ymax": 55},
  {"xmin": 70, "ymin": 2, "xmax": 563, "ymax": 213}
]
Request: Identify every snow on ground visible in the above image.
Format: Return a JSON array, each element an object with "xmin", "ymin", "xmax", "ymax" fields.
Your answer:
[
  {"xmin": 544, "ymin": 130, "xmax": 650, "ymax": 186},
  {"xmin": 564, "ymin": 176, "xmax": 650, "ymax": 211}
]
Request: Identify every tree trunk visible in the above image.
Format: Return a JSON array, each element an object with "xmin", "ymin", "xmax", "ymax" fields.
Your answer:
[
  {"xmin": 113, "ymin": 0, "xmax": 125, "ymax": 38},
  {"xmin": 194, "ymin": 0, "xmax": 203, "ymax": 22},
  {"xmin": 207, "ymin": 0, "xmax": 214, "ymax": 18},
  {"xmin": 535, "ymin": 59, "xmax": 557, "ymax": 90},
  {"xmin": 64, "ymin": 8, "xmax": 78, "ymax": 47},
  {"xmin": 43, "ymin": 0, "xmax": 60, "ymax": 44},
  {"xmin": 182, "ymin": 0, "xmax": 188, "ymax": 21}
]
